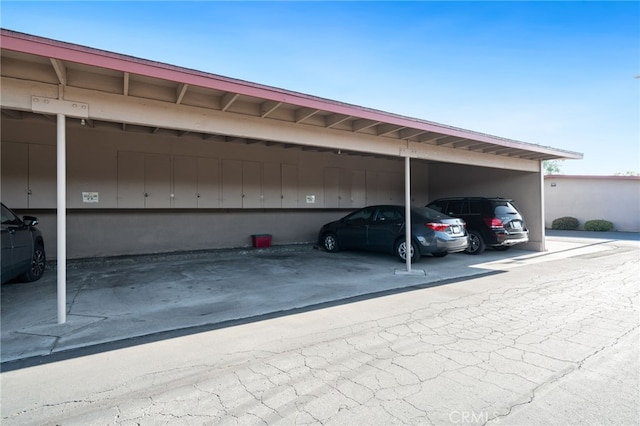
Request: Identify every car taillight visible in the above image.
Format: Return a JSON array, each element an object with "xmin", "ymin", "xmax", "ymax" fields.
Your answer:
[
  {"xmin": 426, "ymin": 223, "xmax": 449, "ymax": 232},
  {"xmin": 484, "ymin": 217, "xmax": 503, "ymax": 228}
]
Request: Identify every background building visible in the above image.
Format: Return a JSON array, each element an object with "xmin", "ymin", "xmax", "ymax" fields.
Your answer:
[{"xmin": 545, "ymin": 175, "xmax": 640, "ymax": 232}]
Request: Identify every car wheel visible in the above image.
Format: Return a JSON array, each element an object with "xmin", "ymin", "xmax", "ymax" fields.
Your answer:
[
  {"xmin": 395, "ymin": 240, "xmax": 421, "ymax": 262},
  {"xmin": 432, "ymin": 251, "xmax": 448, "ymax": 258},
  {"xmin": 20, "ymin": 243, "xmax": 46, "ymax": 282},
  {"xmin": 465, "ymin": 231, "xmax": 485, "ymax": 255},
  {"xmin": 323, "ymin": 233, "xmax": 340, "ymax": 252}
]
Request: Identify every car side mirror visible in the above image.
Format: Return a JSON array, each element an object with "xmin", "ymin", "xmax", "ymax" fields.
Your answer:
[{"xmin": 22, "ymin": 215, "xmax": 39, "ymax": 226}]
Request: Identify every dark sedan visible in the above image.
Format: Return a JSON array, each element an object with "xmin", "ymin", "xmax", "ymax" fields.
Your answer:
[
  {"xmin": 318, "ymin": 205, "xmax": 469, "ymax": 262},
  {"xmin": 1, "ymin": 203, "xmax": 46, "ymax": 284}
]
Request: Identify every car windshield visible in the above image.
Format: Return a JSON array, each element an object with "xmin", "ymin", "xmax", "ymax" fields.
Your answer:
[{"xmin": 1, "ymin": 204, "xmax": 21, "ymax": 225}]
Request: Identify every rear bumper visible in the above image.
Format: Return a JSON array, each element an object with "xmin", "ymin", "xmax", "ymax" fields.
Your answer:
[
  {"xmin": 490, "ymin": 230, "xmax": 529, "ymax": 247},
  {"xmin": 418, "ymin": 235, "xmax": 469, "ymax": 254}
]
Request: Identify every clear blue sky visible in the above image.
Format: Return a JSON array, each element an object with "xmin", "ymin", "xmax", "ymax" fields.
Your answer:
[{"xmin": 2, "ymin": 1, "xmax": 638, "ymax": 175}]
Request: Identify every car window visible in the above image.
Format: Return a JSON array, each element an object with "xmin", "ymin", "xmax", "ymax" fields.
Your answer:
[
  {"xmin": 493, "ymin": 201, "xmax": 519, "ymax": 216},
  {"xmin": 345, "ymin": 207, "xmax": 375, "ymax": 223},
  {"xmin": 427, "ymin": 201, "xmax": 446, "ymax": 213},
  {"xmin": 447, "ymin": 200, "xmax": 465, "ymax": 215},
  {"xmin": 1, "ymin": 205, "xmax": 21, "ymax": 225},
  {"xmin": 374, "ymin": 207, "xmax": 402, "ymax": 222},
  {"xmin": 468, "ymin": 200, "xmax": 483, "ymax": 214}
]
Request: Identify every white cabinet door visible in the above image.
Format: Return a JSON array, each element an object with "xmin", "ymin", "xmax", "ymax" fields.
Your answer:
[
  {"xmin": 262, "ymin": 162, "xmax": 281, "ymax": 208},
  {"xmin": 351, "ymin": 169, "xmax": 366, "ymax": 207},
  {"xmin": 222, "ymin": 159, "xmax": 242, "ymax": 208},
  {"xmin": 28, "ymin": 144, "xmax": 56, "ymax": 208},
  {"xmin": 324, "ymin": 167, "xmax": 340, "ymax": 208},
  {"xmin": 117, "ymin": 151, "xmax": 145, "ymax": 208},
  {"xmin": 197, "ymin": 157, "xmax": 220, "ymax": 208},
  {"xmin": 1, "ymin": 142, "xmax": 29, "ymax": 208},
  {"xmin": 144, "ymin": 154, "xmax": 171, "ymax": 208},
  {"xmin": 281, "ymin": 164, "xmax": 298, "ymax": 208},
  {"xmin": 242, "ymin": 161, "xmax": 261, "ymax": 208},
  {"xmin": 173, "ymin": 156, "xmax": 198, "ymax": 208}
]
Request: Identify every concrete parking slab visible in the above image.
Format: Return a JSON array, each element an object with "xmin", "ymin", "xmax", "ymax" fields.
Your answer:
[
  {"xmin": 0, "ymin": 232, "xmax": 632, "ymax": 367},
  {"xmin": 1, "ymin": 231, "xmax": 637, "ymax": 425}
]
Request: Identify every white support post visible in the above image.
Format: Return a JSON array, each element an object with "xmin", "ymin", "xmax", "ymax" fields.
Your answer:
[
  {"xmin": 405, "ymin": 156, "xmax": 412, "ymax": 273},
  {"xmin": 539, "ymin": 161, "xmax": 547, "ymax": 252},
  {"xmin": 395, "ymin": 154, "xmax": 425, "ymax": 276},
  {"xmin": 57, "ymin": 114, "xmax": 67, "ymax": 324}
]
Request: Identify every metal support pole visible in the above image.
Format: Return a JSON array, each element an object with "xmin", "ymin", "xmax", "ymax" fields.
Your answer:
[
  {"xmin": 405, "ymin": 156, "xmax": 412, "ymax": 272},
  {"xmin": 539, "ymin": 161, "xmax": 547, "ymax": 252},
  {"xmin": 57, "ymin": 114, "xmax": 66, "ymax": 324}
]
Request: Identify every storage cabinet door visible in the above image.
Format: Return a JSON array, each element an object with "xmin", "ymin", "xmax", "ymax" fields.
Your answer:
[
  {"xmin": 144, "ymin": 154, "xmax": 171, "ymax": 208},
  {"xmin": 338, "ymin": 168, "xmax": 352, "ymax": 208},
  {"xmin": 1, "ymin": 142, "xmax": 29, "ymax": 208},
  {"xmin": 324, "ymin": 167, "xmax": 340, "ymax": 208},
  {"xmin": 242, "ymin": 161, "xmax": 262, "ymax": 208},
  {"xmin": 281, "ymin": 164, "xmax": 298, "ymax": 208},
  {"xmin": 262, "ymin": 162, "xmax": 281, "ymax": 208},
  {"xmin": 117, "ymin": 151, "xmax": 145, "ymax": 208},
  {"xmin": 197, "ymin": 157, "xmax": 220, "ymax": 208},
  {"xmin": 173, "ymin": 156, "xmax": 198, "ymax": 208},
  {"xmin": 222, "ymin": 159, "xmax": 242, "ymax": 208},
  {"xmin": 28, "ymin": 144, "xmax": 56, "ymax": 208},
  {"xmin": 351, "ymin": 169, "xmax": 366, "ymax": 207}
]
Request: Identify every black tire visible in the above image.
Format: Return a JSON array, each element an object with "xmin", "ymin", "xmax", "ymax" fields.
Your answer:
[
  {"xmin": 432, "ymin": 251, "xmax": 448, "ymax": 258},
  {"xmin": 323, "ymin": 233, "xmax": 340, "ymax": 252},
  {"xmin": 20, "ymin": 243, "xmax": 46, "ymax": 282},
  {"xmin": 465, "ymin": 231, "xmax": 485, "ymax": 255},
  {"xmin": 395, "ymin": 239, "xmax": 421, "ymax": 262}
]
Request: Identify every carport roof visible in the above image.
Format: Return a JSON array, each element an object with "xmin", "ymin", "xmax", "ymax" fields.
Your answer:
[{"xmin": 1, "ymin": 29, "xmax": 582, "ymax": 162}]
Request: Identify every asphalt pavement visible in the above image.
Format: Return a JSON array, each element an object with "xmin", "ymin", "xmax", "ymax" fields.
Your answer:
[
  {"xmin": 1, "ymin": 231, "xmax": 637, "ymax": 368},
  {"xmin": 1, "ymin": 231, "xmax": 638, "ymax": 425}
]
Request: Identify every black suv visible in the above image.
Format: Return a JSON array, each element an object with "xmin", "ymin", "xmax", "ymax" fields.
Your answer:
[{"xmin": 426, "ymin": 197, "xmax": 529, "ymax": 255}]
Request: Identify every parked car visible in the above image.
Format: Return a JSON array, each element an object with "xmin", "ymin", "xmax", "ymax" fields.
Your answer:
[
  {"xmin": 1, "ymin": 203, "xmax": 46, "ymax": 284},
  {"xmin": 426, "ymin": 197, "xmax": 529, "ymax": 255},
  {"xmin": 318, "ymin": 205, "xmax": 468, "ymax": 262}
]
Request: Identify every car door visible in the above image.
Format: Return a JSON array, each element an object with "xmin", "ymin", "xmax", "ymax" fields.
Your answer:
[
  {"xmin": 336, "ymin": 206, "xmax": 374, "ymax": 250},
  {"xmin": 1, "ymin": 205, "xmax": 31, "ymax": 278},
  {"xmin": 1, "ymin": 220, "xmax": 15, "ymax": 280},
  {"xmin": 367, "ymin": 206, "xmax": 404, "ymax": 252}
]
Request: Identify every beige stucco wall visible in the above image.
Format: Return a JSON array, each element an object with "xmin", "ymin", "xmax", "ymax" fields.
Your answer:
[{"xmin": 544, "ymin": 175, "xmax": 640, "ymax": 232}]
